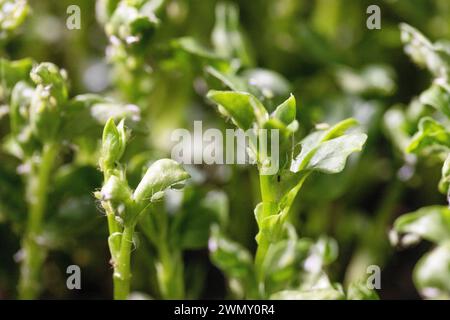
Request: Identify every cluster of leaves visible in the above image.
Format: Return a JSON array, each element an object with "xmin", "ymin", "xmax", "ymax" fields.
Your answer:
[
  {"xmin": 0, "ymin": 0, "xmax": 379, "ymax": 300},
  {"xmin": 390, "ymin": 24, "xmax": 450, "ymax": 299},
  {"xmin": 206, "ymin": 89, "xmax": 370, "ymax": 299},
  {"xmin": 0, "ymin": 54, "xmax": 140, "ymax": 298},
  {"xmin": 96, "ymin": 0, "xmax": 163, "ymax": 103},
  {"xmin": 0, "ymin": 0, "xmax": 29, "ymax": 42},
  {"xmin": 2, "ymin": 0, "xmax": 450, "ymax": 300},
  {"xmin": 168, "ymin": 1, "xmax": 375, "ymax": 299},
  {"xmin": 96, "ymin": 118, "xmax": 194, "ymax": 299}
]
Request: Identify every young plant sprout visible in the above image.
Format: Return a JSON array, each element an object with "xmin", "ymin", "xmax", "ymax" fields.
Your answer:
[
  {"xmin": 96, "ymin": 0, "xmax": 162, "ymax": 104},
  {"xmin": 2, "ymin": 0, "xmax": 450, "ymax": 302},
  {"xmin": 96, "ymin": 118, "xmax": 190, "ymax": 299},
  {"xmin": 390, "ymin": 24, "xmax": 450, "ymax": 299},
  {"xmin": 1, "ymin": 56, "xmax": 140, "ymax": 299},
  {"xmin": 207, "ymin": 89, "xmax": 369, "ymax": 298}
]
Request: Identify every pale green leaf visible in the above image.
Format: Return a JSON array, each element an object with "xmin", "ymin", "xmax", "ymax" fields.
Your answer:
[
  {"xmin": 133, "ymin": 159, "xmax": 190, "ymax": 203},
  {"xmin": 392, "ymin": 206, "xmax": 450, "ymax": 245},
  {"xmin": 413, "ymin": 242, "xmax": 450, "ymax": 299},
  {"xmin": 407, "ymin": 117, "xmax": 450, "ymax": 154},
  {"xmin": 207, "ymin": 90, "xmax": 268, "ymax": 129}
]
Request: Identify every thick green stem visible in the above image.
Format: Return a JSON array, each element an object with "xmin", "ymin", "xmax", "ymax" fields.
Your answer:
[
  {"xmin": 18, "ymin": 142, "xmax": 59, "ymax": 299},
  {"xmin": 113, "ymin": 224, "xmax": 135, "ymax": 300},
  {"xmin": 259, "ymin": 174, "xmax": 276, "ymax": 201},
  {"xmin": 103, "ymin": 201, "xmax": 120, "ymax": 235},
  {"xmin": 254, "ymin": 174, "xmax": 276, "ymax": 293}
]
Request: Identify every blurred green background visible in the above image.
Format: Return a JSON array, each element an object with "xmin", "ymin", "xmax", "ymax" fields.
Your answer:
[{"xmin": 1, "ymin": 0, "xmax": 450, "ymax": 299}]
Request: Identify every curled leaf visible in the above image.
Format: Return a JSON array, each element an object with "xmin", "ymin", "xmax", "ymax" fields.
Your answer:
[
  {"xmin": 413, "ymin": 242, "xmax": 450, "ymax": 299},
  {"xmin": 271, "ymin": 94, "xmax": 296, "ymax": 126},
  {"xmin": 133, "ymin": 159, "xmax": 190, "ymax": 203},
  {"xmin": 100, "ymin": 118, "xmax": 127, "ymax": 171},
  {"xmin": 100, "ymin": 175, "xmax": 132, "ymax": 203},
  {"xmin": 207, "ymin": 90, "xmax": 268, "ymax": 130},
  {"xmin": 407, "ymin": 117, "xmax": 450, "ymax": 154},
  {"xmin": 392, "ymin": 206, "xmax": 450, "ymax": 246},
  {"xmin": 420, "ymin": 84, "xmax": 450, "ymax": 118}
]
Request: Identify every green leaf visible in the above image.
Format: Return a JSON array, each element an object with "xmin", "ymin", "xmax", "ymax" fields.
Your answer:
[
  {"xmin": 61, "ymin": 95, "xmax": 141, "ymax": 139},
  {"xmin": 400, "ymin": 23, "xmax": 450, "ymax": 78},
  {"xmin": 206, "ymin": 67, "xmax": 291, "ymax": 110},
  {"xmin": 0, "ymin": 0, "xmax": 29, "ymax": 39},
  {"xmin": 108, "ymin": 232, "xmax": 122, "ymax": 264},
  {"xmin": 205, "ymin": 66, "xmax": 247, "ymax": 92},
  {"xmin": 96, "ymin": 0, "xmax": 120, "ymax": 25},
  {"xmin": 211, "ymin": 1, "xmax": 252, "ymax": 65},
  {"xmin": 407, "ymin": 117, "xmax": 450, "ymax": 154},
  {"xmin": 413, "ymin": 242, "xmax": 450, "ymax": 299},
  {"xmin": 133, "ymin": 159, "xmax": 190, "ymax": 203},
  {"xmin": 305, "ymin": 133, "xmax": 367, "ymax": 174},
  {"xmin": 99, "ymin": 175, "xmax": 132, "ymax": 203},
  {"xmin": 297, "ymin": 238, "xmax": 339, "ymax": 290},
  {"xmin": 0, "ymin": 58, "xmax": 33, "ymax": 95},
  {"xmin": 241, "ymin": 69, "xmax": 291, "ymax": 108},
  {"xmin": 383, "ymin": 106, "xmax": 418, "ymax": 153},
  {"xmin": 262, "ymin": 234, "xmax": 312, "ymax": 293},
  {"xmin": 253, "ymin": 171, "xmax": 310, "ymax": 249},
  {"xmin": 209, "ymin": 226, "xmax": 254, "ymax": 281},
  {"xmin": 106, "ymin": 1, "xmax": 158, "ymax": 41},
  {"xmin": 207, "ymin": 90, "xmax": 268, "ymax": 130},
  {"xmin": 30, "ymin": 62, "xmax": 68, "ymax": 103},
  {"xmin": 392, "ymin": 206, "xmax": 450, "ymax": 245},
  {"xmin": 290, "ymin": 119, "xmax": 366, "ymax": 174},
  {"xmin": 321, "ymin": 118, "xmax": 360, "ymax": 141},
  {"xmin": 420, "ymin": 84, "xmax": 450, "ymax": 118},
  {"xmin": 174, "ymin": 37, "xmax": 224, "ymax": 60},
  {"xmin": 254, "ymin": 203, "xmax": 283, "ymax": 244},
  {"xmin": 88, "ymin": 100, "xmax": 141, "ymax": 125},
  {"xmin": 271, "ymin": 94, "xmax": 296, "ymax": 125},
  {"xmin": 439, "ymin": 154, "xmax": 450, "ymax": 194},
  {"xmin": 28, "ymin": 63, "xmax": 69, "ymax": 141},
  {"xmin": 335, "ymin": 64, "xmax": 396, "ymax": 96},
  {"xmin": 314, "ymin": 236, "xmax": 339, "ymax": 266},
  {"xmin": 9, "ymin": 81, "xmax": 33, "ymax": 135},
  {"xmin": 100, "ymin": 118, "xmax": 127, "ymax": 171}
]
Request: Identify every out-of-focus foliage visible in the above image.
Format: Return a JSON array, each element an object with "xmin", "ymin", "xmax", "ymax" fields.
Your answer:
[
  {"xmin": 1, "ymin": 0, "xmax": 450, "ymax": 300},
  {"xmin": 391, "ymin": 24, "xmax": 450, "ymax": 300},
  {"xmin": 0, "ymin": 0, "xmax": 29, "ymax": 42}
]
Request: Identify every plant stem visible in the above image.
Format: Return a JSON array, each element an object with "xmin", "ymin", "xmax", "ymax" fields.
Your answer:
[
  {"xmin": 103, "ymin": 201, "xmax": 120, "ymax": 235},
  {"xmin": 18, "ymin": 142, "xmax": 59, "ymax": 299},
  {"xmin": 259, "ymin": 174, "xmax": 276, "ymax": 205},
  {"xmin": 113, "ymin": 224, "xmax": 135, "ymax": 300},
  {"xmin": 157, "ymin": 242, "xmax": 184, "ymax": 299},
  {"xmin": 254, "ymin": 174, "xmax": 276, "ymax": 291}
]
